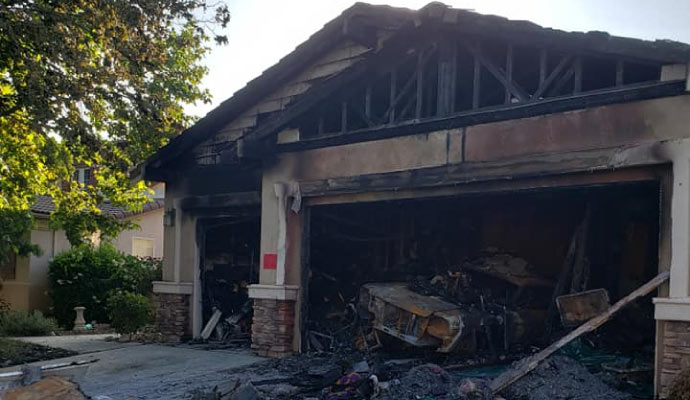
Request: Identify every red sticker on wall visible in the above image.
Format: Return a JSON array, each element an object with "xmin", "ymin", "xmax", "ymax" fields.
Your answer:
[{"xmin": 263, "ymin": 253, "xmax": 277, "ymax": 270}]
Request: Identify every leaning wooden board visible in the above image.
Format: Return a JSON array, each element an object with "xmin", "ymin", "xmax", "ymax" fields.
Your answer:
[{"xmin": 490, "ymin": 270, "xmax": 670, "ymax": 394}]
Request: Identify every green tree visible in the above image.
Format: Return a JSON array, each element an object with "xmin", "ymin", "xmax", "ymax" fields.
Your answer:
[{"xmin": 0, "ymin": 1, "xmax": 229, "ymax": 258}]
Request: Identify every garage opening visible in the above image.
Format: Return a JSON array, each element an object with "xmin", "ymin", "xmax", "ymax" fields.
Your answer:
[
  {"xmin": 306, "ymin": 180, "xmax": 660, "ymax": 396},
  {"xmin": 199, "ymin": 214, "xmax": 261, "ymax": 345}
]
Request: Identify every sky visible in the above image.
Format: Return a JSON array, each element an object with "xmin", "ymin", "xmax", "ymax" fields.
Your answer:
[{"xmin": 186, "ymin": 0, "xmax": 690, "ymax": 118}]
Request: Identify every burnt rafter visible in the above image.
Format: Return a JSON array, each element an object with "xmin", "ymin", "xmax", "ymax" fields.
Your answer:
[
  {"xmin": 465, "ymin": 42, "xmax": 529, "ymax": 102},
  {"xmin": 533, "ymin": 55, "xmax": 574, "ymax": 99},
  {"xmin": 242, "ymin": 26, "xmax": 676, "ymax": 156}
]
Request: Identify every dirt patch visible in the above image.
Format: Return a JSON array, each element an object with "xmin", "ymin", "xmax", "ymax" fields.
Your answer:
[
  {"xmin": 0, "ymin": 337, "xmax": 77, "ymax": 368},
  {"xmin": 503, "ymin": 355, "xmax": 629, "ymax": 400}
]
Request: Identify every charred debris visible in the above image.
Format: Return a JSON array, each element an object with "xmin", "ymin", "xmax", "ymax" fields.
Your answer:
[{"xmin": 197, "ymin": 184, "xmax": 662, "ymax": 399}]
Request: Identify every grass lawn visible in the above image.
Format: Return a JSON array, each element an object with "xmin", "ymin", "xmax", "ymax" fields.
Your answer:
[{"xmin": 0, "ymin": 337, "xmax": 77, "ymax": 368}]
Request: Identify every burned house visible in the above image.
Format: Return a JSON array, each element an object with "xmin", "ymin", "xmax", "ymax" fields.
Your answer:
[{"xmin": 138, "ymin": 3, "xmax": 690, "ymax": 398}]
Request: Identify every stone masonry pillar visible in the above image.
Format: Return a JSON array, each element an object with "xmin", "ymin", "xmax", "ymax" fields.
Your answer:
[
  {"xmin": 248, "ymin": 286, "xmax": 299, "ymax": 357},
  {"xmin": 152, "ymin": 282, "xmax": 193, "ymax": 343}
]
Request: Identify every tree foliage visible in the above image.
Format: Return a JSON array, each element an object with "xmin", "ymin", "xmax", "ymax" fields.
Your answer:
[{"xmin": 0, "ymin": 0, "xmax": 229, "ymax": 257}]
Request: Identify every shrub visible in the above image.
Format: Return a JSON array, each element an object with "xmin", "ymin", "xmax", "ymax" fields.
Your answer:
[
  {"xmin": 0, "ymin": 310, "xmax": 59, "ymax": 336},
  {"xmin": 0, "ymin": 298, "xmax": 10, "ymax": 318},
  {"xmin": 48, "ymin": 244, "xmax": 162, "ymax": 328},
  {"xmin": 107, "ymin": 291, "xmax": 152, "ymax": 335}
]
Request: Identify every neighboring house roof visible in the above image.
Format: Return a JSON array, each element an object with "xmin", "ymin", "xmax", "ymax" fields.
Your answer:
[
  {"xmin": 141, "ymin": 1, "xmax": 690, "ymax": 174},
  {"xmin": 31, "ymin": 195, "xmax": 165, "ymax": 220}
]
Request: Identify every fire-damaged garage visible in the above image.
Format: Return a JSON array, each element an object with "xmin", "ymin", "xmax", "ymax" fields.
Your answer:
[
  {"xmin": 307, "ymin": 180, "xmax": 661, "ymax": 357},
  {"xmin": 139, "ymin": 2, "xmax": 690, "ymax": 398}
]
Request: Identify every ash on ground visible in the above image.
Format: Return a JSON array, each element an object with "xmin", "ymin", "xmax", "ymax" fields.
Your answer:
[
  {"xmin": 189, "ymin": 353, "xmax": 630, "ymax": 400},
  {"xmin": 502, "ymin": 356, "xmax": 629, "ymax": 400}
]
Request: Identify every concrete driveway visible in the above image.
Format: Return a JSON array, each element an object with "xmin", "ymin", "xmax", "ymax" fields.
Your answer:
[{"xmin": 4, "ymin": 335, "xmax": 264, "ymax": 399}]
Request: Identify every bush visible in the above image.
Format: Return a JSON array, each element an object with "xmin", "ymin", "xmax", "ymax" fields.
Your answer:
[
  {"xmin": 48, "ymin": 245, "xmax": 162, "ymax": 328},
  {"xmin": 107, "ymin": 291, "xmax": 152, "ymax": 335},
  {"xmin": 0, "ymin": 310, "xmax": 59, "ymax": 336}
]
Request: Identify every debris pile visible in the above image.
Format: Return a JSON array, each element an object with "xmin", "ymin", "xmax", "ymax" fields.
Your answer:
[
  {"xmin": 190, "ymin": 353, "xmax": 634, "ymax": 400},
  {"xmin": 502, "ymin": 356, "xmax": 629, "ymax": 400}
]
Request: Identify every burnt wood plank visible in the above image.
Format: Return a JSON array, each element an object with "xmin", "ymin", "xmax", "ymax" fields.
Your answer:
[
  {"xmin": 298, "ymin": 142, "xmax": 667, "ymax": 197},
  {"xmin": 243, "ymin": 23, "xmax": 431, "ymax": 143},
  {"xmin": 539, "ymin": 49, "xmax": 547, "ymax": 85},
  {"xmin": 616, "ymin": 60, "xmax": 624, "ymax": 86},
  {"xmin": 179, "ymin": 191, "xmax": 262, "ymax": 210},
  {"xmin": 505, "ymin": 45, "xmax": 514, "ymax": 103},
  {"xmin": 466, "ymin": 43, "xmax": 529, "ymax": 102},
  {"xmin": 574, "ymin": 56, "xmax": 583, "ymax": 93},
  {"xmin": 384, "ymin": 47, "xmax": 436, "ymax": 122},
  {"xmin": 437, "ymin": 39, "xmax": 458, "ymax": 115},
  {"xmin": 274, "ymin": 81, "xmax": 684, "ymax": 154},
  {"xmin": 533, "ymin": 55, "xmax": 573, "ymax": 98},
  {"xmin": 472, "ymin": 55, "xmax": 481, "ymax": 109},
  {"xmin": 490, "ymin": 271, "xmax": 669, "ymax": 394},
  {"xmin": 416, "ymin": 51, "xmax": 425, "ymax": 118},
  {"xmin": 341, "ymin": 101, "xmax": 348, "ymax": 133},
  {"xmin": 389, "ymin": 68, "xmax": 397, "ymax": 123},
  {"xmin": 550, "ymin": 67, "xmax": 575, "ymax": 97}
]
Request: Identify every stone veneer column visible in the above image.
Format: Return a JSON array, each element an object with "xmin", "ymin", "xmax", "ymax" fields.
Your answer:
[
  {"xmin": 658, "ymin": 321, "xmax": 690, "ymax": 397},
  {"xmin": 152, "ymin": 282, "xmax": 193, "ymax": 343},
  {"xmin": 251, "ymin": 298, "xmax": 296, "ymax": 357},
  {"xmin": 248, "ymin": 285, "xmax": 299, "ymax": 358}
]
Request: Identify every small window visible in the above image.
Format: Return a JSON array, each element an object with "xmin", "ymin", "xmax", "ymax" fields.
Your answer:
[
  {"xmin": 82, "ymin": 168, "xmax": 92, "ymax": 185},
  {"xmin": 132, "ymin": 238, "xmax": 154, "ymax": 258},
  {"xmin": 0, "ymin": 252, "xmax": 17, "ymax": 280},
  {"xmin": 73, "ymin": 168, "xmax": 92, "ymax": 186}
]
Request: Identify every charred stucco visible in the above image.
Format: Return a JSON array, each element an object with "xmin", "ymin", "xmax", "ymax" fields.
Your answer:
[{"xmin": 465, "ymin": 95, "xmax": 690, "ymax": 162}]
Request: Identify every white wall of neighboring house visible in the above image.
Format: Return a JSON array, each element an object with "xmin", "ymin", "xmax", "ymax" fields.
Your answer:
[
  {"xmin": 112, "ymin": 207, "xmax": 165, "ymax": 259},
  {"xmin": 1, "ymin": 218, "xmax": 71, "ymax": 312}
]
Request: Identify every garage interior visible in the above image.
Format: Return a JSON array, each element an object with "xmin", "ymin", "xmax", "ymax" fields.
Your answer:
[
  {"xmin": 200, "ymin": 214, "xmax": 261, "ymax": 344},
  {"xmin": 305, "ymin": 178, "xmax": 662, "ymax": 396}
]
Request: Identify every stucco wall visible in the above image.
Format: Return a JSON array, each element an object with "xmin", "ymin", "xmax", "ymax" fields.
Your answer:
[
  {"xmin": 257, "ymin": 94, "xmax": 690, "ymax": 287},
  {"xmin": 1, "ymin": 218, "xmax": 71, "ymax": 312},
  {"xmin": 112, "ymin": 207, "xmax": 165, "ymax": 259}
]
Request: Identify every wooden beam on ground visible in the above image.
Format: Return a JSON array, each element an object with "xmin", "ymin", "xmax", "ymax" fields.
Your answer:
[
  {"xmin": 533, "ymin": 55, "xmax": 573, "ymax": 98},
  {"xmin": 490, "ymin": 270, "xmax": 670, "ymax": 394}
]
